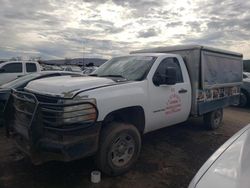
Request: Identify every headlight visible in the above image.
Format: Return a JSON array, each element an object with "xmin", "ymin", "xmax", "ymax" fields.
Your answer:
[
  {"xmin": 62, "ymin": 103, "xmax": 97, "ymax": 124},
  {"xmin": 42, "ymin": 98, "xmax": 98, "ymax": 127}
]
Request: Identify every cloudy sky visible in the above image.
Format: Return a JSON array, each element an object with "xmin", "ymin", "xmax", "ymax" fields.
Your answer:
[{"xmin": 0, "ymin": 0, "xmax": 250, "ymax": 60}]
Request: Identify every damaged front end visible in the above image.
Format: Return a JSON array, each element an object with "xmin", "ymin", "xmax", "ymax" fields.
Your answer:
[{"xmin": 5, "ymin": 89, "xmax": 100, "ymax": 164}]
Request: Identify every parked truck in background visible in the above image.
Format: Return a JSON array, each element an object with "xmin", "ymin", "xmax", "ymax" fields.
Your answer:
[
  {"xmin": 0, "ymin": 61, "xmax": 41, "ymax": 85},
  {"xmin": 5, "ymin": 45, "xmax": 243, "ymax": 176}
]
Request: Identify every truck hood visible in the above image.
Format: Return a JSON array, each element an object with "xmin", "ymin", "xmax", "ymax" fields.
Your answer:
[
  {"xmin": 189, "ymin": 124, "xmax": 250, "ymax": 188},
  {"xmin": 25, "ymin": 75, "xmax": 117, "ymax": 98}
]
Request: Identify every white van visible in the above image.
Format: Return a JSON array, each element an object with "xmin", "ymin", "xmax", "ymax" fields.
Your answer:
[{"xmin": 0, "ymin": 61, "xmax": 41, "ymax": 85}]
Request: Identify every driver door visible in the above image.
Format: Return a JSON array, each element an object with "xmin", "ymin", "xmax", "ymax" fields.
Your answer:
[{"xmin": 147, "ymin": 57, "xmax": 190, "ymax": 132}]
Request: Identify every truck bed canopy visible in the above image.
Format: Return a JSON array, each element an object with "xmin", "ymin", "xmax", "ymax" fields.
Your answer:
[
  {"xmin": 131, "ymin": 45, "xmax": 243, "ymax": 115},
  {"xmin": 131, "ymin": 45, "xmax": 243, "ymax": 89}
]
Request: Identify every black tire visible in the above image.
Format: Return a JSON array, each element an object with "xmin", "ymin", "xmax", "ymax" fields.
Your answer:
[
  {"xmin": 95, "ymin": 122, "xmax": 141, "ymax": 176},
  {"xmin": 203, "ymin": 109, "xmax": 223, "ymax": 130},
  {"xmin": 239, "ymin": 91, "xmax": 248, "ymax": 107}
]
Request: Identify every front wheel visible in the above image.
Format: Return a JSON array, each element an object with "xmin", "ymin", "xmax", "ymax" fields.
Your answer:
[
  {"xmin": 95, "ymin": 122, "xmax": 141, "ymax": 176},
  {"xmin": 203, "ymin": 109, "xmax": 223, "ymax": 130}
]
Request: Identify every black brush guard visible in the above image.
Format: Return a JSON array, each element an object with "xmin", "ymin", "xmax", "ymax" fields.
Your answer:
[{"xmin": 5, "ymin": 89, "xmax": 101, "ymax": 164}]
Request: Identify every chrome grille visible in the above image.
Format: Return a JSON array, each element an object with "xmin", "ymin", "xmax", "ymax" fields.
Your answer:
[{"xmin": 11, "ymin": 90, "xmax": 97, "ymax": 129}]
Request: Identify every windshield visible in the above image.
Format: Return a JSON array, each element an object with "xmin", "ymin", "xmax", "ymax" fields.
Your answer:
[
  {"xmin": 92, "ymin": 56, "xmax": 156, "ymax": 81},
  {"xmin": 1, "ymin": 72, "xmax": 41, "ymax": 88}
]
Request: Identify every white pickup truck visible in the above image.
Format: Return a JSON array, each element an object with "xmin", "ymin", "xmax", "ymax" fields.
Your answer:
[
  {"xmin": 0, "ymin": 61, "xmax": 41, "ymax": 85},
  {"xmin": 5, "ymin": 45, "xmax": 243, "ymax": 176}
]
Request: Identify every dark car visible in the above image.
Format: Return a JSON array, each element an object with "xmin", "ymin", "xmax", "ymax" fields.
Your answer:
[{"xmin": 0, "ymin": 71, "xmax": 82, "ymax": 124}]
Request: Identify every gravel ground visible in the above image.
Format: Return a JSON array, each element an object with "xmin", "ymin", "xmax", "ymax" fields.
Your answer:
[{"xmin": 0, "ymin": 106, "xmax": 250, "ymax": 188}]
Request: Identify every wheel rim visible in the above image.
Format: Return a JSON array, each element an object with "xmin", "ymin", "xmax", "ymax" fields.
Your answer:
[
  {"xmin": 109, "ymin": 133, "xmax": 135, "ymax": 167},
  {"xmin": 214, "ymin": 110, "xmax": 221, "ymax": 126}
]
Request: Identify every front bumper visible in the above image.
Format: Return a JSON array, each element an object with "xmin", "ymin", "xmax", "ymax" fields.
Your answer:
[
  {"xmin": 5, "ymin": 90, "xmax": 100, "ymax": 164},
  {"xmin": 12, "ymin": 122, "xmax": 101, "ymax": 164}
]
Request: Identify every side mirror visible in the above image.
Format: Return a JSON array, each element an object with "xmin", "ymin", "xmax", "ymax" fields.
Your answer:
[
  {"xmin": 153, "ymin": 74, "xmax": 163, "ymax": 86},
  {"xmin": 0, "ymin": 68, "xmax": 5, "ymax": 73}
]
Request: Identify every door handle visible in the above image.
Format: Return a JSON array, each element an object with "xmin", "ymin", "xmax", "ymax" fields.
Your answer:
[{"xmin": 178, "ymin": 89, "xmax": 188, "ymax": 93}]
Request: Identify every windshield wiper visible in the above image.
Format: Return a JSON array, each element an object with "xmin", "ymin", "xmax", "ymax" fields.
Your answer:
[
  {"xmin": 89, "ymin": 74, "xmax": 127, "ymax": 81},
  {"xmin": 99, "ymin": 74, "xmax": 128, "ymax": 81},
  {"xmin": 89, "ymin": 74, "xmax": 98, "ymax": 76},
  {"xmin": 99, "ymin": 74, "xmax": 125, "ymax": 78}
]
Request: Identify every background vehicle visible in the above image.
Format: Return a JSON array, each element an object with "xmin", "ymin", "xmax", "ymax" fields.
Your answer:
[
  {"xmin": 82, "ymin": 66, "xmax": 98, "ymax": 75},
  {"xmin": 243, "ymin": 72, "xmax": 250, "ymax": 77},
  {"xmin": 189, "ymin": 124, "xmax": 250, "ymax": 188},
  {"xmin": 61, "ymin": 65, "xmax": 82, "ymax": 72},
  {"xmin": 41, "ymin": 65, "xmax": 62, "ymax": 71},
  {"xmin": 239, "ymin": 72, "xmax": 250, "ymax": 106},
  {"xmin": 0, "ymin": 61, "xmax": 41, "ymax": 85},
  {"xmin": 5, "ymin": 45, "xmax": 243, "ymax": 176},
  {"xmin": 0, "ymin": 71, "xmax": 82, "ymax": 125}
]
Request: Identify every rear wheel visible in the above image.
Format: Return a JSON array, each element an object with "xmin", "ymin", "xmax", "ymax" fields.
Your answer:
[
  {"xmin": 95, "ymin": 122, "xmax": 141, "ymax": 176},
  {"xmin": 203, "ymin": 109, "xmax": 223, "ymax": 130},
  {"xmin": 239, "ymin": 91, "xmax": 248, "ymax": 107}
]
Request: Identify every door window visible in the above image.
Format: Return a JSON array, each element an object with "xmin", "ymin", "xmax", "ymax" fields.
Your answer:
[
  {"xmin": 153, "ymin": 57, "xmax": 183, "ymax": 85},
  {"xmin": 26, "ymin": 63, "xmax": 37, "ymax": 72},
  {"xmin": 1, "ymin": 63, "xmax": 22, "ymax": 73}
]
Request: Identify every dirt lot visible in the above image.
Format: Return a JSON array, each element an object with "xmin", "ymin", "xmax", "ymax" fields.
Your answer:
[{"xmin": 0, "ymin": 107, "xmax": 250, "ymax": 188}]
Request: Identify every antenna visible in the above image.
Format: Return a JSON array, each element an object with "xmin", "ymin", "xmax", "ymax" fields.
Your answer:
[
  {"xmin": 81, "ymin": 0, "xmax": 85, "ymax": 68},
  {"xmin": 82, "ymin": 39, "xmax": 84, "ymax": 67}
]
